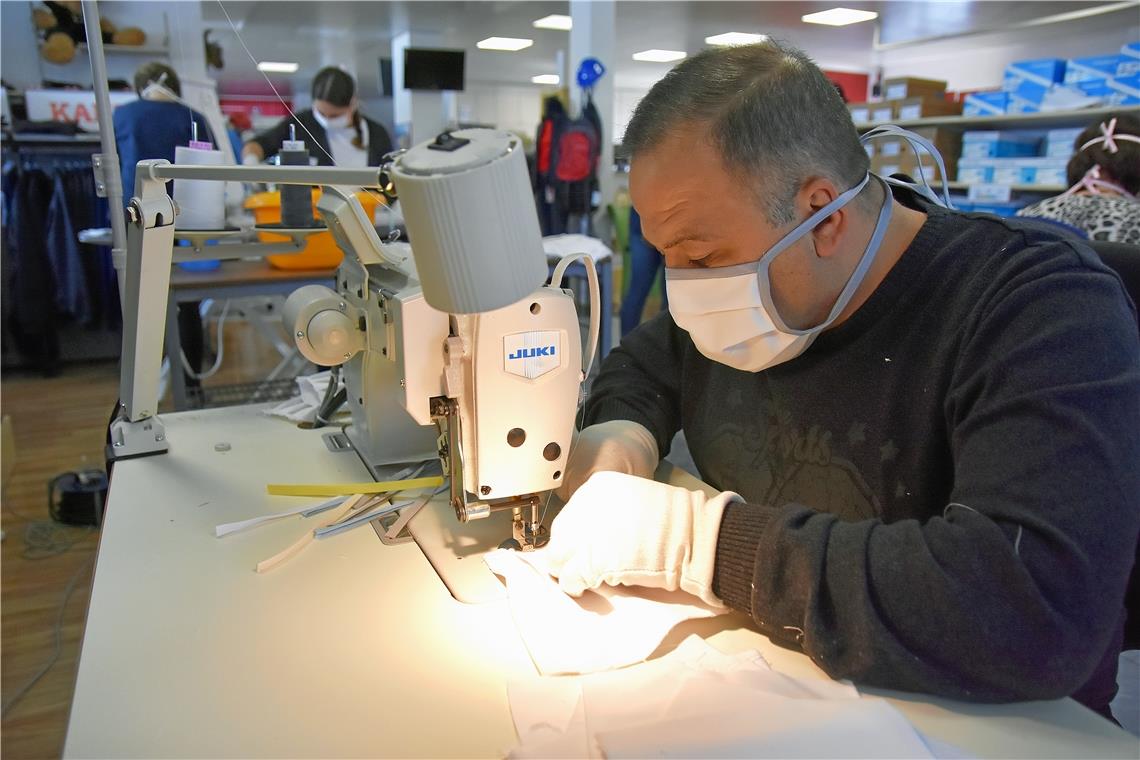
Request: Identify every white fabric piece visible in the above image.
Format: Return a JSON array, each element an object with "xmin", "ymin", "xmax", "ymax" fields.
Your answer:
[
  {"xmin": 262, "ymin": 371, "xmax": 342, "ymax": 424},
  {"xmin": 484, "ymin": 549, "xmax": 724, "ymax": 676},
  {"xmin": 539, "ymin": 471, "xmax": 743, "ymax": 608},
  {"xmin": 214, "ymin": 496, "xmax": 345, "ymax": 537},
  {"xmin": 542, "ymin": 233, "xmax": 612, "ymax": 263},
  {"xmin": 556, "ymin": 420, "xmax": 659, "ymax": 502},
  {"xmin": 596, "ymin": 696, "xmax": 934, "ymax": 759}
]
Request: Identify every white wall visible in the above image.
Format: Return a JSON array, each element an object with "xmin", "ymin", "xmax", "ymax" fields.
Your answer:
[
  {"xmin": 876, "ymin": 10, "xmax": 1139, "ymax": 91},
  {"xmin": 456, "ymin": 83, "xmax": 546, "ymax": 140},
  {"xmin": 1, "ymin": 1, "xmax": 204, "ymax": 91}
]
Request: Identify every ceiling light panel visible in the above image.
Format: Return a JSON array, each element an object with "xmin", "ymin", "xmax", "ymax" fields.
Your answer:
[
  {"xmin": 257, "ymin": 61, "xmax": 299, "ymax": 73},
  {"xmin": 531, "ymin": 74, "xmax": 560, "ymax": 85},
  {"xmin": 632, "ymin": 49, "xmax": 687, "ymax": 63},
  {"xmin": 477, "ymin": 37, "xmax": 534, "ymax": 51},
  {"xmin": 801, "ymin": 8, "xmax": 879, "ymax": 26},
  {"xmin": 705, "ymin": 32, "xmax": 769, "ymax": 46},
  {"xmin": 533, "ymin": 14, "xmax": 572, "ymax": 31}
]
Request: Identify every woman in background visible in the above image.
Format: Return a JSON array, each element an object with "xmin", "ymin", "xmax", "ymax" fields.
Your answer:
[
  {"xmin": 1017, "ymin": 113, "xmax": 1140, "ymax": 245},
  {"xmin": 242, "ymin": 67, "xmax": 392, "ymax": 168}
]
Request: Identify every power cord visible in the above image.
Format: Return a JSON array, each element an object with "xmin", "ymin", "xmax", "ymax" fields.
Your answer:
[{"xmin": 1, "ymin": 556, "xmax": 94, "ymax": 718}]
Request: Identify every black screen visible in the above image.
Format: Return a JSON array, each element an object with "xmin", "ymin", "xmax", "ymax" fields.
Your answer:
[{"xmin": 403, "ymin": 48, "xmax": 465, "ymax": 91}]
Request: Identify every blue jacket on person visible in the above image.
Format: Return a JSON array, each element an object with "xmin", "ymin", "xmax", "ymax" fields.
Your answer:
[{"xmin": 113, "ymin": 98, "xmax": 214, "ymax": 205}]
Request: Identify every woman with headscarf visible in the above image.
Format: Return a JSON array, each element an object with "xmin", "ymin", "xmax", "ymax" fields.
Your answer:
[{"xmin": 241, "ymin": 67, "xmax": 393, "ymax": 168}]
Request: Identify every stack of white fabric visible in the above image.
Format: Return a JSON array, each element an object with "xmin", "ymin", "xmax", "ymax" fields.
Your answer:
[
  {"xmin": 263, "ymin": 371, "xmax": 343, "ymax": 424},
  {"xmin": 485, "ymin": 550, "xmax": 969, "ymax": 759}
]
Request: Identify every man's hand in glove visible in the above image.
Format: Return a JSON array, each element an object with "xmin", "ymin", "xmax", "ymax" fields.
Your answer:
[
  {"xmin": 540, "ymin": 471, "xmax": 743, "ymax": 608},
  {"xmin": 556, "ymin": 420, "xmax": 660, "ymax": 502}
]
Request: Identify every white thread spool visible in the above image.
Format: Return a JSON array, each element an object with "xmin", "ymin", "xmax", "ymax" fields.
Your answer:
[{"xmin": 173, "ymin": 141, "xmax": 227, "ymax": 230}]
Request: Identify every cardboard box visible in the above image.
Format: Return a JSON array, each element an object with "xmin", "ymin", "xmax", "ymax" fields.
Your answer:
[
  {"xmin": 871, "ymin": 151, "xmax": 954, "ymax": 182},
  {"xmin": 895, "ymin": 96, "xmax": 962, "ymax": 121},
  {"xmin": 883, "ymin": 76, "xmax": 947, "ymax": 101},
  {"xmin": 963, "ymin": 91, "xmax": 1009, "ymax": 116},
  {"xmin": 869, "ymin": 100, "xmax": 897, "ymax": 123},
  {"xmin": 848, "ymin": 102, "xmax": 871, "ymax": 123},
  {"xmin": 1124, "ymin": 41, "xmax": 1140, "ymax": 60}
]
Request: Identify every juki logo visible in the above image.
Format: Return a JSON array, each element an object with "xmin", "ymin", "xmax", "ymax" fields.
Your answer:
[{"xmin": 508, "ymin": 346, "xmax": 556, "ymax": 360}]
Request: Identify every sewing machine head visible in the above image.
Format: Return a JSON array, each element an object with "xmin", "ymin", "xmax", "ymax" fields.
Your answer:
[{"xmin": 283, "ymin": 129, "xmax": 595, "ymax": 551}]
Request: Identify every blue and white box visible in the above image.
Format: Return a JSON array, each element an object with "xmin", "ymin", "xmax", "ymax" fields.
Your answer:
[
  {"xmin": 1003, "ymin": 58, "xmax": 1067, "ymax": 112},
  {"xmin": 956, "ymin": 159, "xmax": 996, "ymax": 184},
  {"xmin": 1123, "ymin": 41, "xmax": 1140, "ymax": 60},
  {"xmin": 962, "ymin": 130, "xmax": 1042, "ymax": 159},
  {"xmin": 1034, "ymin": 160, "xmax": 1070, "ymax": 187},
  {"xmin": 1108, "ymin": 73, "xmax": 1140, "ymax": 104},
  {"xmin": 1044, "ymin": 127, "xmax": 1083, "ymax": 158},
  {"xmin": 1064, "ymin": 54, "xmax": 1137, "ymax": 83},
  {"xmin": 964, "ymin": 91, "xmax": 1009, "ymax": 116}
]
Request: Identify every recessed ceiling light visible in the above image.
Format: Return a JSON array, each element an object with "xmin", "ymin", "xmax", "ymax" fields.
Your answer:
[
  {"xmin": 257, "ymin": 61, "xmax": 299, "ymax": 73},
  {"xmin": 632, "ymin": 49, "xmax": 687, "ymax": 63},
  {"xmin": 531, "ymin": 74, "xmax": 561, "ymax": 85},
  {"xmin": 705, "ymin": 32, "xmax": 768, "ymax": 46},
  {"xmin": 477, "ymin": 37, "xmax": 534, "ymax": 52},
  {"xmin": 801, "ymin": 8, "xmax": 879, "ymax": 26},
  {"xmin": 533, "ymin": 14, "xmax": 572, "ymax": 31}
]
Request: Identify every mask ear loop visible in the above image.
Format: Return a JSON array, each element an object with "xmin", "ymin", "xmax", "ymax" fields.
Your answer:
[{"xmin": 859, "ymin": 125, "xmax": 954, "ymax": 208}]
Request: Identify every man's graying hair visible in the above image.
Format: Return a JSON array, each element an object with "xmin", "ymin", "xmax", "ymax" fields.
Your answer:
[{"xmin": 623, "ymin": 40, "xmax": 869, "ymax": 227}]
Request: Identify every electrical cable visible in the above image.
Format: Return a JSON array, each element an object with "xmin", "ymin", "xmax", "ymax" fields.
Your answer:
[
  {"xmin": 179, "ymin": 300, "xmax": 231, "ymax": 380},
  {"xmin": 1, "ymin": 556, "xmax": 94, "ymax": 718}
]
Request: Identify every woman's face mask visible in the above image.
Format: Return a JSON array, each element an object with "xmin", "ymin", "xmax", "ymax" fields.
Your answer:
[{"xmin": 313, "ymin": 102, "xmax": 352, "ymax": 130}]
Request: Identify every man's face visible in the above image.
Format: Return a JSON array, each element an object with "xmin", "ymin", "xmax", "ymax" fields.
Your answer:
[{"xmin": 629, "ymin": 127, "xmax": 836, "ymax": 330}]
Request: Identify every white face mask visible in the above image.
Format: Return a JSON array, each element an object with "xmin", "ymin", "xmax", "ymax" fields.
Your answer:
[
  {"xmin": 665, "ymin": 173, "xmax": 892, "ymax": 373},
  {"xmin": 314, "ymin": 108, "xmax": 351, "ymax": 131}
]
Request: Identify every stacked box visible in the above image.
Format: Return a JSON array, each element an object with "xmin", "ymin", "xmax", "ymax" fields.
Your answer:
[
  {"xmin": 957, "ymin": 157, "xmax": 1068, "ymax": 186},
  {"xmin": 883, "ymin": 77, "xmax": 947, "ymax": 101},
  {"xmin": 1044, "ymin": 127, "xmax": 1083, "ymax": 159},
  {"xmin": 1108, "ymin": 73, "xmax": 1140, "ymax": 104},
  {"xmin": 963, "ymin": 91, "xmax": 1009, "ymax": 116},
  {"xmin": 1003, "ymin": 58, "xmax": 1067, "ymax": 113},
  {"xmin": 849, "ymin": 102, "xmax": 871, "ymax": 123},
  {"xmin": 1064, "ymin": 54, "xmax": 1137, "ymax": 83},
  {"xmin": 961, "ymin": 130, "xmax": 1042, "ymax": 159},
  {"xmin": 1124, "ymin": 41, "xmax": 1140, "ymax": 61},
  {"xmin": 869, "ymin": 100, "xmax": 897, "ymax": 123},
  {"xmin": 896, "ymin": 96, "xmax": 962, "ymax": 120},
  {"xmin": 871, "ymin": 127, "xmax": 960, "ymax": 181}
]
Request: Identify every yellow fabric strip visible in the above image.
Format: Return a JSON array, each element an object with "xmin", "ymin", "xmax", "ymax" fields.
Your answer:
[{"xmin": 266, "ymin": 475, "xmax": 444, "ymax": 497}]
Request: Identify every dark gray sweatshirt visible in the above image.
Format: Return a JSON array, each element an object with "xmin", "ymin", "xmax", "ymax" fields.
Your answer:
[{"xmin": 584, "ymin": 188, "xmax": 1140, "ymax": 715}]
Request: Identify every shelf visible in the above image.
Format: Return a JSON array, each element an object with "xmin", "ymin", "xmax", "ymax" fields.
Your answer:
[
  {"xmin": 856, "ymin": 104, "xmax": 1140, "ymax": 132},
  {"xmin": 39, "ymin": 41, "xmax": 169, "ymax": 58},
  {"xmin": 945, "ymin": 182, "xmax": 1064, "ymax": 193}
]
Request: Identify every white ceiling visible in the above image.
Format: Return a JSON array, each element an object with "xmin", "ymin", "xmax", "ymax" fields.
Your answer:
[{"xmin": 194, "ymin": 1, "xmax": 1122, "ymax": 98}]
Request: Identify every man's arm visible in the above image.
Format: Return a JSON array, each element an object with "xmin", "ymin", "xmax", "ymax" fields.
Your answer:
[
  {"xmin": 584, "ymin": 311, "xmax": 687, "ymax": 456},
  {"xmin": 714, "ymin": 252, "xmax": 1140, "ymax": 702}
]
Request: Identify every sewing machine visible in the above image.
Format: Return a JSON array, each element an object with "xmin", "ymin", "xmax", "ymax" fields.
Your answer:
[{"xmin": 109, "ymin": 129, "xmax": 599, "ymax": 588}]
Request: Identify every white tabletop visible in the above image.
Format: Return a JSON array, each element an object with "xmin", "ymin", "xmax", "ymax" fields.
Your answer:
[{"xmin": 65, "ymin": 405, "xmax": 1139, "ymax": 758}]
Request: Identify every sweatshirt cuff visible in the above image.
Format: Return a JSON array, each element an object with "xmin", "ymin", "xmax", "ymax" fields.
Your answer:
[{"xmin": 712, "ymin": 501, "xmax": 776, "ymax": 615}]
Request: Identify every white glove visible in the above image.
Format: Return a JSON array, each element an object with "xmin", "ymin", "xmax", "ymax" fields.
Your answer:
[
  {"xmin": 540, "ymin": 471, "xmax": 743, "ymax": 608},
  {"xmin": 241, "ymin": 152, "xmax": 261, "ymax": 166},
  {"xmin": 557, "ymin": 420, "xmax": 660, "ymax": 502}
]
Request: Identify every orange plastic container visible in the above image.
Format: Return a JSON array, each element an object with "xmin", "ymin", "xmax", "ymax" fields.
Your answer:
[{"xmin": 245, "ymin": 189, "xmax": 384, "ymax": 270}]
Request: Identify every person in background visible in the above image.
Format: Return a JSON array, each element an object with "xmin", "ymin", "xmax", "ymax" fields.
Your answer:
[
  {"xmin": 113, "ymin": 62, "xmax": 214, "ymax": 201},
  {"xmin": 619, "ymin": 207, "xmax": 668, "ymax": 335},
  {"xmin": 113, "ymin": 62, "xmax": 215, "ymax": 385},
  {"xmin": 242, "ymin": 67, "xmax": 393, "ymax": 168},
  {"xmin": 542, "ymin": 41, "xmax": 1139, "ymax": 721},
  {"xmin": 1018, "ymin": 114, "xmax": 1140, "ymax": 244}
]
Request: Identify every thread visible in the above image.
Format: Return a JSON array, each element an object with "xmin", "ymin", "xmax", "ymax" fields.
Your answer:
[{"xmin": 173, "ymin": 142, "xmax": 227, "ymax": 230}]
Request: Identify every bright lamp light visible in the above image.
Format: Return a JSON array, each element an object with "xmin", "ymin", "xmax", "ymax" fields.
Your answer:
[
  {"xmin": 533, "ymin": 14, "xmax": 572, "ymax": 30},
  {"xmin": 257, "ymin": 61, "xmax": 299, "ymax": 73},
  {"xmin": 477, "ymin": 37, "xmax": 534, "ymax": 51},
  {"xmin": 632, "ymin": 49, "xmax": 687, "ymax": 63},
  {"xmin": 531, "ymin": 74, "xmax": 560, "ymax": 85},
  {"xmin": 705, "ymin": 32, "xmax": 769, "ymax": 46},
  {"xmin": 801, "ymin": 8, "xmax": 879, "ymax": 26}
]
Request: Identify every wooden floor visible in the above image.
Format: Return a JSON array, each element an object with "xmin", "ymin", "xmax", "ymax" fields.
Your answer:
[{"xmin": 1, "ymin": 320, "xmax": 283, "ymax": 759}]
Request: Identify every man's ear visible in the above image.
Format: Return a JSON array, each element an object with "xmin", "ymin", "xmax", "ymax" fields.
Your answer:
[{"xmin": 802, "ymin": 177, "xmax": 845, "ymax": 259}]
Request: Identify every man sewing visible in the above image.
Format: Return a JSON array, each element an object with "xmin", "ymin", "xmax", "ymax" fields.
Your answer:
[{"xmin": 541, "ymin": 41, "xmax": 1140, "ymax": 719}]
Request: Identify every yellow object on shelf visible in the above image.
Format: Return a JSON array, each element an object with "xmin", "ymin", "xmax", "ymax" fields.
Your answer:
[
  {"xmin": 266, "ymin": 475, "xmax": 444, "ymax": 497},
  {"xmin": 245, "ymin": 188, "xmax": 384, "ymax": 270}
]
